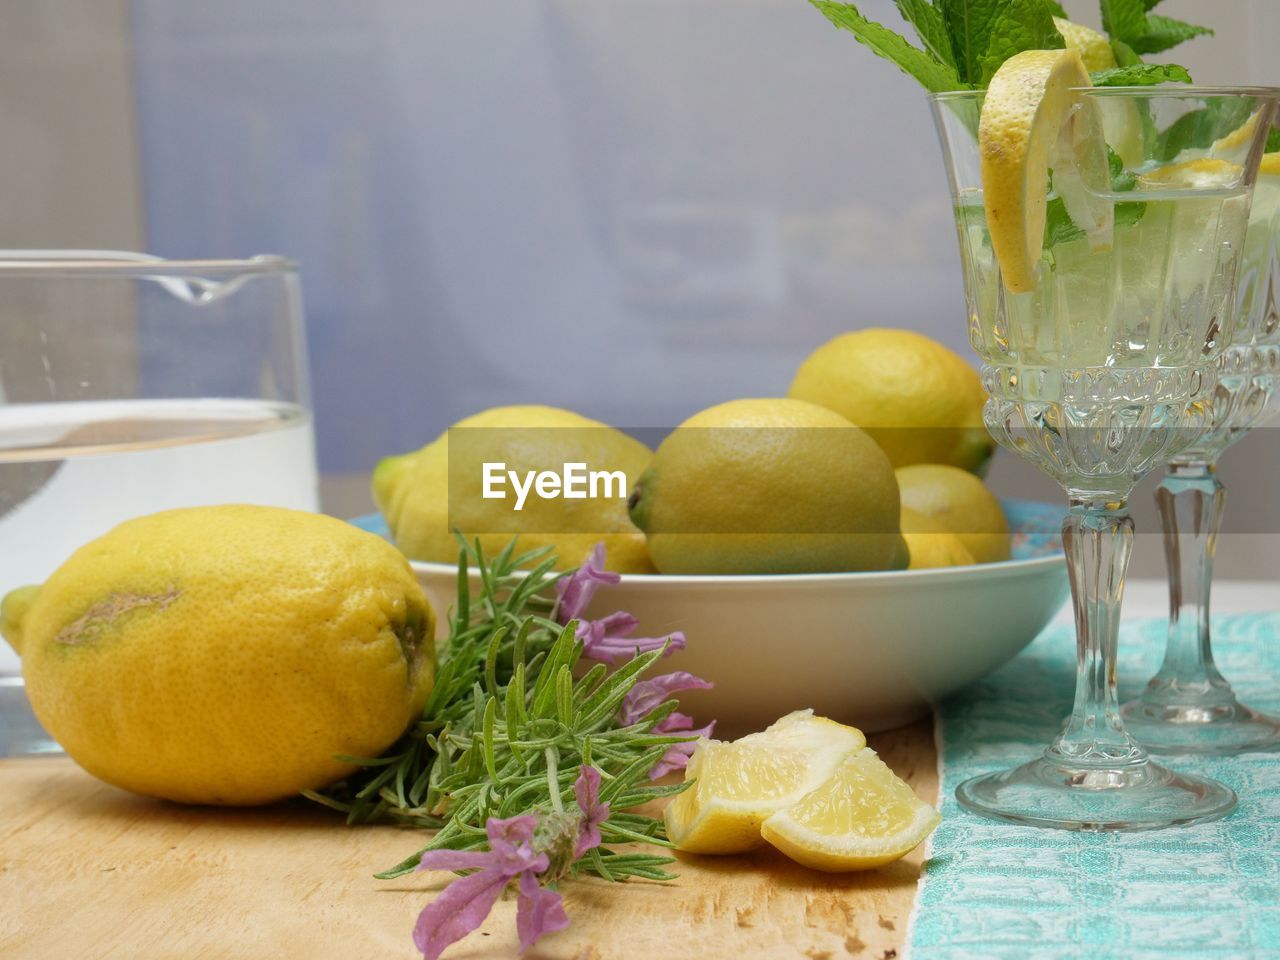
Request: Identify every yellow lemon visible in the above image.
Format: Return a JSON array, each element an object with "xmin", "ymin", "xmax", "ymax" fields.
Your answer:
[
  {"xmin": 374, "ymin": 405, "xmax": 654, "ymax": 573},
  {"xmin": 896, "ymin": 464, "xmax": 1010, "ymax": 564},
  {"xmin": 980, "ymin": 48, "xmax": 1110, "ymax": 293},
  {"xmin": 760, "ymin": 748, "xmax": 941, "ymax": 872},
  {"xmin": 628, "ymin": 398, "xmax": 906, "ymax": 575},
  {"xmin": 664, "ymin": 710, "xmax": 866, "ymax": 855},
  {"xmin": 900, "ymin": 508, "xmax": 976, "ymax": 570},
  {"xmin": 3, "ymin": 505, "xmax": 435, "ymax": 805},
  {"xmin": 788, "ymin": 328, "xmax": 995, "ymax": 474}
]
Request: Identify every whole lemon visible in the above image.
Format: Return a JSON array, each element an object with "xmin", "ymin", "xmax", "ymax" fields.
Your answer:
[
  {"xmin": 374, "ymin": 405, "xmax": 654, "ymax": 573},
  {"xmin": 895, "ymin": 464, "xmax": 1011, "ymax": 564},
  {"xmin": 900, "ymin": 508, "xmax": 976, "ymax": 570},
  {"xmin": 788, "ymin": 329, "xmax": 995, "ymax": 473},
  {"xmin": 1, "ymin": 505, "xmax": 435, "ymax": 805},
  {"xmin": 628, "ymin": 398, "xmax": 906, "ymax": 575}
]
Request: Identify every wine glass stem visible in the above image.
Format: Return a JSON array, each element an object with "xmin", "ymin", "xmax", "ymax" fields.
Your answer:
[
  {"xmin": 1052, "ymin": 499, "xmax": 1142, "ymax": 763},
  {"xmin": 1153, "ymin": 461, "xmax": 1230, "ymax": 692}
]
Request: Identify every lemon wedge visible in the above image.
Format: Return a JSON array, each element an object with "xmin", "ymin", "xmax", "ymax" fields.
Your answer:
[
  {"xmin": 980, "ymin": 48, "xmax": 1112, "ymax": 293},
  {"xmin": 663, "ymin": 710, "xmax": 866, "ymax": 855},
  {"xmin": 759, "ymin": 748, "xmax": 941, "ymax": 872},
  {"xmin": 1263, "ymin": 153, "xmax": 1280, "ymax": 178}
]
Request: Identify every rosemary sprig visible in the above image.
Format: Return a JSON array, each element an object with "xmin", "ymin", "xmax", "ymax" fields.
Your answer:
[{"xmin": 307, "ymin": 538, "xmax": 691, "ymax": 884}]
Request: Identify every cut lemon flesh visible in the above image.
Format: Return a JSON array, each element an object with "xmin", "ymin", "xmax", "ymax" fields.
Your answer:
[
  {"xmin": 759, "ymin": 748, "xmax": 941, "ymax": 872},
  {"xmin": 664, "ymin": 709, "xmax": 866, "ymax": 855},
  {"xmin": 980, "ymin": 48, "xmax": 1111, "ymax": 294}
]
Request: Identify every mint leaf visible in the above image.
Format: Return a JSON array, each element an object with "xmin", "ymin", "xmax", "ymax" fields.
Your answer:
[
  {"xmin": 811, "ymin": 1, "xmax": 965, "ymax": 92},
  {"xmin": 1044, "ymin": 197, "xmax": 1086, "ymax": 247},
  {"xmin": 1266, "ymin": 128, "xmax": 1280, "ymax": 153},
  {"xmin": 893, "ymin": 0, "xmax": 956, "ymax": 68},
  {"xmin": 1129, "ymin": 14, "xmax": 1212, "ymax": 54},
  {"xmin": 976, "ymin": 0, "xmax": 1065, "ymax": 86},
  {"xmin": 1141, "ymin": 0, "xmax": 1164, "ymax": 10},
  {"xmin": 1090, "ymin": 63, "xmax": 1192, "ymax": 86},
  {"xmin": 937, "ymin": 0, "xmax": 1003, "ymax": 85},
  {"xmin": 1099, "ymin": 0, "xmax": 1148, "ymax": 45},
  {"xmin": 1045, "ymin": 1, "xmax": 1068, "ymax": 16},
  {"xmin": 937, "ymin": 0, "xmax": 1062, "ymax": 87},
  {"xmin": 1155, "ymin": 97, "xmax": 1254, "ymax": 161}
]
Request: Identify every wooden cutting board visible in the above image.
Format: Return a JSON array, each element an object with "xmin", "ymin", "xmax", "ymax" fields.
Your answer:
[{"xmin": 0, "ymin": 720, "xmax": 935, "ymax": 960}]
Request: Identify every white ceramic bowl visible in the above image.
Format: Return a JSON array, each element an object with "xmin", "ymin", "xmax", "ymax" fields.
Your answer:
[{"xmin": 390, "ymin": 500, "xmax": 1069, "ymax": 735}]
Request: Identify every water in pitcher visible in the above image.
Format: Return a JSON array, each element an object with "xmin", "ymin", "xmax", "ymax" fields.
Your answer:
[{"xmin": 0, "ymin": 397, "xmax": 319, "ymax": 752}]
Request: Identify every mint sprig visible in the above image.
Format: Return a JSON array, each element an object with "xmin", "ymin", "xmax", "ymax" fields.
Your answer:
[
  {"xmin": 810, "ymin": 0, "xmax": 1067, "ymax": 92},
  {"xmin": 1099, "ymin": 0, "xmax": 1211, "ymax": 57},
  {"xmin": 809, "ymin": 0, "xmax": 1212, "ymax": 95}
]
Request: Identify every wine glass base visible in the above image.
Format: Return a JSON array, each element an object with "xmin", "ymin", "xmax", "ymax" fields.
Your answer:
[
  {"xmin": 1121, "ymin": 697, "xmax": 1280, "ymax": 754},
  {"xmin": 955, "ymin": 753, "xmax": 1236, "ymax": 831}
]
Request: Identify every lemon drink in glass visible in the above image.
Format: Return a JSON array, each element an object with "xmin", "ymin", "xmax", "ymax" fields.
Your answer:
[
  {"xmin": 1119, "ymin": 150, "xmax": 1280, "ymax": 753},
  {"xmin": 932, "ymin": 50, "xmax": 1276, "ymax": 828}
]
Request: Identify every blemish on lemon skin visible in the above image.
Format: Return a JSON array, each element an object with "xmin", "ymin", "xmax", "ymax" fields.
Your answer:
[{"xmin": 55, "ymin": 587, "xmax": 181, "ymax": 646}]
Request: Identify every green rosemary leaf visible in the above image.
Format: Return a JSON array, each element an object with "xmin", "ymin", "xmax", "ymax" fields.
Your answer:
[
  {"xmin": 482, "ymin": 698, "xmax": 499, "ymax": 782},
  {"xmin": 555, "ymin": 667, "xmax": 575, "ymax": 728},
  {"xmin": 454, "ymin": 547, "xmax": 469, "ymax": 630}
]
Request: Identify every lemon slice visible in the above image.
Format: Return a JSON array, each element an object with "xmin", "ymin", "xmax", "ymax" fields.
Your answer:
[
  {"xmin": 980, "ymin": 49, "xmax": 1112, "ymax": 293},
  {"xmin": 1053, "ymin": 17, "xmax": 1144, "ymax": 167},
  {"xmin": 664, "ymin": 710, "xmax": 866, "ymax": 855},
  {"xmin": 1052, "ymin": 16, "xmax": 1114, "ymax": 72},
  {"xmin": 1137, "ymin": 157, "xmax": 1244, "ymax": 190},
  {"xmin": 1260, "ymin": 153, "xmax": 1280, "ymax": 178},
  {"xmin": 759, "ymin": 748, "xmax": 941, "ymax": 872},
  {"xmin": 1209, "ymin": 112, "xmax": 1262, "ymax": 158}
]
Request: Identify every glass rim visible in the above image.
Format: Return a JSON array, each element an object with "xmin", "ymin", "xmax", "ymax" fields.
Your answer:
[
  {"xmin": 0, "ymin": 251, "xmax": 297, "ymax": 278},
  {"xmin": 929, "ymin": 84, "xmax": 1280, "ymax": 103}
]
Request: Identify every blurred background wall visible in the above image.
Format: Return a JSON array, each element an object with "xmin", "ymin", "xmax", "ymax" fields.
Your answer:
[{"xmin": 3, "ymin": 0, "xmax": 1278, "ymax": 578}]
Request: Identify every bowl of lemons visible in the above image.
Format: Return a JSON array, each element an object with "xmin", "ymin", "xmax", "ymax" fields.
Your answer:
[{"xmin": 361, "ymin": 329, "xmax": 1070, "ymax": 733}]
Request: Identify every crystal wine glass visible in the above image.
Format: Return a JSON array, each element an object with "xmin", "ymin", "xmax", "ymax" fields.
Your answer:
[
  {"xmin": 931, "ymin": 87, "xmax": 1276, "ymax": 830},
  {"xmin": 1120, "ymin": 144, "xmax": 1280, "ymax": 754}
]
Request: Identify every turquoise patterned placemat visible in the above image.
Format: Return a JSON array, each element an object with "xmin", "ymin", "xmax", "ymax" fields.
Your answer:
[{"xmin": 909, "ymin": 613, "xmax": 1280, "ymax": 960}]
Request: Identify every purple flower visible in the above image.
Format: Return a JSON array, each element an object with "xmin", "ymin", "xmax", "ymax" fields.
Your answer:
[
  {"xmin": 572, "ymin": 765, "xmax": 611, "ymax": 859},
  {"xmin": 413, "ymin": 815, "xmax": 565, "ymax": 959},
  {"xmin": 618, "ymin": 672, "xmax": 715, "ymax": 779},
  {"xmin": 578, "ymin": 613, "xmax": 686, "ymax": 665},
  {"xmin": 648, "ymin": 714, "xmax": 716, "ymax": 779},
  {"xmin": 554, "ymin": 544, "xmax": 686, "ymax": 665},
  {"xmin": 516, "ymin": 870, "xmax": 569, "ymax": 952},
  {"xmin": 618, "ymin": 672, "xmax": 713, "ymax": 726},
  {"xmin": 555, "ymin": 543, "xmax": 619, "ymax": 623}
]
